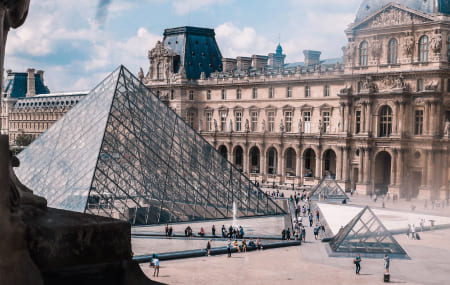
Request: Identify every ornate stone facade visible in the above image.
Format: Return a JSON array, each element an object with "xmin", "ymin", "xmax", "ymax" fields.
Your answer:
[{"xmin": 144, "ymin": 3, "xmax": 450, "ymax": 200}]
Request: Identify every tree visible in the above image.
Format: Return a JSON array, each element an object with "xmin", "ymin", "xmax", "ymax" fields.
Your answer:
[{"xmin": 15, "ymin": 133, "xmax": 34, "ymax": 147}]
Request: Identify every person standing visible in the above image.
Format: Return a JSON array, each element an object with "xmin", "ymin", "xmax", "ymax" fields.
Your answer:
[
  {"xmin": 309, "ymin": 213, "xmax": 313, "ymax": 227},
  {"xmin": 153, "ymin": 256, "xmax": 160, "ymax": 277},
  {"xmin": 354, "ymin": 254, "xmax": 361, "ymax": 274},
  {"xmin": 411, "ymin": 224, "xmax": 416, "ymax": 240},
  {"xmin": 384, "ymin": 254, "xmax": 390, "ymax": 274},
  {"xmin": 301, "ymin": 226, "xmax": 306, "ymax": 242},
  {"xmin": 227, "ymin": 239, "xmax": 232, "ymax": 257},
  {"xmin": 206, "ymin": 239, "xmax": 212, "ymax": 256},
  {"xmin": 165, "ymin": 224, "xmax": 169, "ymax": 237},
  {"xmin": 222, "ymin": 225, "xmax": 226, "ymax": 238},
  {"xmin": 212, "ymin": 225, "xmax": 216, "ymax": 237}
]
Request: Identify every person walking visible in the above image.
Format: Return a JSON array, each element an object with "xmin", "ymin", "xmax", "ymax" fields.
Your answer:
[
  {"xmin": 227, "ymin": 239, "xmax": 232, "ymax": 257},
  {"xmin": 411, "ymin": 224, "xmax": 416, "ymax": 240},
  {"xmin": 153, "ymin": 256, "xmax": 160, "ymax": 277},
  {"xmin": 165, "ymin": 224, "xmax": 169, "ymax": 237},
  {"xmin": 354, "ymin": 254, "xmax": 361, "ymax": 274},
  {"xmin": 301, "ymin": 226, "xmax": 306, "ymax": 242},
  {"xmin": 308, "ymin": 213, "xmax": 313, "ymax": 227},
  {"xmin": 384, "ymin": 254, "xmax": 390, "ymax": 274},
  {"xmin": 206, "ymin": 239, "xmax": 212, "ymax": 256},
  {"xmin": 286, "ymin": 228, "xmax": 291, "ymax": 241}
]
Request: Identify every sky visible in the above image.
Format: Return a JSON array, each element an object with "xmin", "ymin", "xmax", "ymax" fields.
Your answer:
[{"xmin": 5, "ymin": 0, "xmax": 363, "ymax": 92}]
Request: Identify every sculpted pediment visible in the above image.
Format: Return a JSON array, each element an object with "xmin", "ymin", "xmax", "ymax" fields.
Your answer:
[{"xmin": 350, "ymin": 4, "xmax": 433, "ymax": 31}]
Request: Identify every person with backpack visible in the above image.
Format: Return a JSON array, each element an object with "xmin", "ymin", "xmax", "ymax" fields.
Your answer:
[{"xmin": 354, "ymin": 254, "xmax": 361, "ymax": 274}]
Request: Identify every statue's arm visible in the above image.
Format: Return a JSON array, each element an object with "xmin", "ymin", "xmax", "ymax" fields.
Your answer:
[{"xmin": 4, "ymin": 0, "xmax": 30, "ymax": 28}]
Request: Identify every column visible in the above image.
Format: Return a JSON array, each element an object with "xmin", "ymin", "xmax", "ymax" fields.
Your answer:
[
  {"xmin": 396, "ymin": 150, "xmax": 403, "ymax": 186},
  {"xmin": 277, "ymin": 149, "xmax": 283, "ymax": 177},
  {"xmin": 424, "ymin": 102, "xmax": 430, "ymax": 135},
  {"xmin": 315, "ymin": 155, "xmax": 321, "ymax": 180},
  {"xmin": 299, "ymin": 155, "xmax": 304, "ymax": 181},
  {"xmin": 227, "ymin": 144, "xmax": 233, "ymax": 162},
  {"xmin": 427, "ymin": 150, "xmax": 434, "ymax": 186},
  {"xmin": 393, "ymin": 102, "xmax": 399, "ymax": 134},
  {"xmin": 281, "ymin": 151, "xmax": 286, "ymax": 178},
  {"xmin": 398, "ymin": 103, "xmax": 404, "ymax": 136},
  {"xmin": 260, "ymin": 148, "xmax": 266, "ymax": 176},
  {"xmin": 358, "ymin": 148, "xmax": 364, "ymax": 183},
  {"xmin": 430, "ymin": 102, "xmax": 436, "ymax": 136},
  {"xmin": 243, "ymin": 147, "xmax": 249, "ymax": 175},
  {"xmin": 363, "ymin": 148, "xmax": 370, "ymax": 184},
  {"xmin": 336, "ymin": 147, "xmax": 343, "ymax": 181},
  {"xmin": 345, "ymin": 104, "xmax": 351, "ymax": 134},
  {"xmin": 361, "ymin": 103, "xmax": 367, "ymax": 133},
  {"xmin": 342, "ymin": 147, "xmax": 349, "ymax": 181},
  {"xmin": 340, "ymin": 103, "xmax": 345, "ymax": 132},
  {"xmin": 295, "ymin": 152, "xmax": 301, "ymax": 177},
  {"xmin": 391, "ymin": 150, "xmax": 398, "ymax": 185},
  {"xmin": 442, "ymin": 150, "xmax": 449, "ymax": 190},
  {"xmin": 422, "ymin": 150, "xmax": 429, "ymax": 186},
  {"xmin": 365, "ymin": 103, "xmax": 372, "ymax": 135}
]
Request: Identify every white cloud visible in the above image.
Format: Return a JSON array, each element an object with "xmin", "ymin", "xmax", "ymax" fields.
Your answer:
[{"xmin": 172, "ymin": 0, "xmax": 232, "ymax": 15}]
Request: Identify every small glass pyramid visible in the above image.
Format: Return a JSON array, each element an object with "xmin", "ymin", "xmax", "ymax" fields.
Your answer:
[
  {"xmin": 310, "ymin": 175, "xmax": 349, "ymax": 201},
  {"xmin": 329, "ymin": 206, "xmax": 407, "ymax": 255},
  {"xmin": 15, "ymin": 66, "xmax": 285, "ymax": 225}
]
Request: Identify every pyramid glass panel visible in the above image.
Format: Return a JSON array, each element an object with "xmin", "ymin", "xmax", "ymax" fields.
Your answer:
[
  {"xmin": 15, "ymin": 66, "xmax": 285, "ymax": 225},
  {"xmin": 329, "ymin": 206, "xmax": 407, "ymax": 255},
  {"xmin": 310, "ymin": 175, "xmax": 349, "ymax": 201}
]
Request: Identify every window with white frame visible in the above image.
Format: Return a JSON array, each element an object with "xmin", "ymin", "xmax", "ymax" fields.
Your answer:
[
  {"xmin": 324, "ymin": 85, "xmax": 330, "ymax": 97},
  {"xmin": 305, "ymin": 86, "xmax": 311, "ymax": 97},
  {"xmin": 322, "ymin": 111, "xmax": 330, "ymax": 133},
  {"xmin": 285, "ymin": 111, "xmax": 293, "ymax": 132},
  {"xmin": 221, "ymin": 89, "xmax": 226, "ymax": 100},
  {"xmin": 269, "ymin": 87, "xmax": 274, "ymax": 98},
  {"xmin": 303, "ymin": 111, "xmax": 311, "ymax": 133},
  {"xmin": 252, "ymin": 87, "xmax": 258, "ymax": 99},
  {"xmin": 268, "ymin": 111, "xmax": 275, "ymax": 132},
  {"xmin": 187, "ymin": 111, "xmax": 195, "ymax": 128},
  {"xmin": 221, "ymin": 111, "xmax": 227, "ymax": 131},
  {"xmin": 189, "ymin": 90, "xmax": 194, "ymax": 100},
  {"xmin": 235, "ymin": 111, "xmax": 242, "ymax": 131},
  {"xmin": 418, "ymin": 35, "xmax": 429, "ymax": 62},
  {"xmin": 206, "ymin": 112, "xmax": 212, "ymax": 131},
  {"xmin": 414, "ymin": 109, "xmax": 423, "ymax": 135},
  {"xmin": 207, "ymin": 90, "xmax": 211, "ymax": 100},
  {"xmin": 236, "ymin": 89, "xmax": 242, "ymax": 99},
  {"xmin": 287, "ymin": 87, "xmax": 292, "ymax": 98},
  {"xmin": 251, "ymin": 111, "xmax": 258, "ymax": 132},
  {"xmin": 355, "ymin": 110, "xmax": 361, "ymax": 134},
  {"xmin": 359, "ymin": 41, "xmax": 368, "ymax": 66}
]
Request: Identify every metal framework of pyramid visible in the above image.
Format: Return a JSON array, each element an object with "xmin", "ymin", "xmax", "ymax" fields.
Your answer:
[
  {"xmin": 310, "ymin": 175, "xmax": 349, "ymax": 201},
  {"xmin": 329, "ymin": 206, "xmax": 407, "ymax": 256},
  {"xmin": 15, "ymin": 66, "xmax": 285, "ymax": 225}
]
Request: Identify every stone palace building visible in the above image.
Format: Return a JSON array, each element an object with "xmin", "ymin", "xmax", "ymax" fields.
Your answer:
[{"xmin": 141, "ymin": 0, "xmax": 450, "ymax": 200}]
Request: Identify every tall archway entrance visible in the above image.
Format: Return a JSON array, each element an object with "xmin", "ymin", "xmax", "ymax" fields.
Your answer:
[
  {"xmin": 218, "ymin": 145, "xmax": 228, "ymax": 159},
  {"xmin": 249, "ymin": 146, "xmax": 260, "ymax": 173},
  {"xmin": 267, "ymin": 147, "xmax": 278, "ymax": 175},
  {"xmin": 285, "ymin": 148, "xmax": 296, "ymax": 177},
  {"xmin": 234, "ymin": 146, "xmax": 243, "ymax": 171},
  {"xmin": 374, "ymin": 151, "xmax": 391, "ymax": 195},
  {"xmin": 323, "ymin": 149, "xmax": 337, "ymax": 178},
  {"xmin": 303, "ymin": 148, "xmax": 316, "ymax": 178}
]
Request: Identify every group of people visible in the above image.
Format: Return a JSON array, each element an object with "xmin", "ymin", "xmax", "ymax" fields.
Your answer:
[
  {"xmin": 221, "ymin": 225, "xmax": 245, "ymax": 239},
  {"xmin": 225, "ymin": 237, "xmax": 263, "ymax": 257},
  {"xmin": 353, "ymin": 254, "xmax": 390, "ymax": 276}
]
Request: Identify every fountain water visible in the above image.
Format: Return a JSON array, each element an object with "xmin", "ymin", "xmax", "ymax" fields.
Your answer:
[{"xmin": 232, "ymin": 201, "xmax": 238, "ymax": 227}]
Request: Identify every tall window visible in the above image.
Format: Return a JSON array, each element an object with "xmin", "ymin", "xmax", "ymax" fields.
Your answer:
[
  {"xmin": 221, "ymin": 89, "xmax": 226, "ymax": 100},
  {"xmin": 252, "ymin": 88, "xmax": 258, "ymax": 99},
  {"xmin": 355, "ymin": 110, "xmax": 361, "ymax": 134},
  {"xmin": 206, "ymin": 112, "xmax": 212, "ymax": 131},
  {"xmin": 357, "ymin": 81, "xmax": 364, "ymax": 93},
  {"xmin": 417, "ymin": 79, "xmax": 424, "ymax": 92},
  {"xmin": 324, "ymin": 85, "xmax": 330, "ymax": 97},
  {"xmin": 268, "ymin": 111, "xmax": 275, "ymax": 132},
  {"xmin": 388, "ymin": 38, "xmax": 398, "ymax": 64},
  {"xmin": 251, "ymin": 111, "xmax": 258, "ymax": 132},
  {"xmin": 287, "ymin": 87, "xmax": 292, "ymax": 98},
  {"xmin": 189, "ymin": 90, "xmax": 194, "ymax": 100},
  {"xmin": 379, "ymin": 106, "xmax": 393, "ymax": 137},
  {"xmin": 414, "ymin": 110, "xmax": 423, "ymax": 135},
  {"xmin": 170, "ymin": 90, "xmax": 174, "ymax": 100},
  {"xmin": 235, "ymin": 112, "xmax": 242, "ymax": 131},
  {"xmin": 448, "ymin": 79, "xmax": 450, "ymax": 92},
  {"xmin": 157, "ymin": 62, "xmax": 163, "ymax": 79},
  {"xmin": 418, "ymin": 35, "xmax": 429, "ymax": 62},
  {"xmin": 303, "ymin": 111, "xmax": 311, "ymax": 133},
  {"xmin": 187, "ymin": 111, "xmax": 195, "ymax": 128},
  {"xmin": 206, "ymin": 90, "xmax": 211, "ymax": 100},
  {"xmin": 285, "ymin": 111, "xmax": 293, "ymax": 132},
  {"xmin": 359, "ymin": 41, "xmax": 368, "ymax": 66},
  {"xmin": 305, "ymin": 86, "xmax": 311, "ymax": 97},
  {"xmin": 221, "ymin": 112, "xmax": 227, "ymax": 131},
  {"xmin": 447, "ymin": 36, "xmax": 450, "ymax": 62},
  {"xmin": 322, "ymin": 111, "xmax": 330, "ymax": 133},
  {"xmin": 236, "ymin": 89, "xmax": 242, "ymax": 99},
  {"xmin": 269, "ymin": 87, "xmax": 274, "ymax": 98}
]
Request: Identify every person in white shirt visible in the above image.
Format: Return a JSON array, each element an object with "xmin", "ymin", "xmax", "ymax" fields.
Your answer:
[{"xmin": 153, "ymin": 258, "xmax": 160, "ymax": 277}]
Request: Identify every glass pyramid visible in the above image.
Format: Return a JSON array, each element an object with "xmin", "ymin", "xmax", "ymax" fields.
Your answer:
[
  {"xmin": 329, "ymin": 206, "xmax": 407, "ymax": 256},
  {"xmin": 310, "ymin": 175, "xmax": 349, "ymax": 201},
  {"xmin": 15, "ymin": 66, "xmax": 285, "ymax": 225}
]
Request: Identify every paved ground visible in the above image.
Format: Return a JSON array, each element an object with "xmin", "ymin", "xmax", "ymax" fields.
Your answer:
[{"xmin": 141, "ymin": 227, "xmax": 450, "ymax": 285}]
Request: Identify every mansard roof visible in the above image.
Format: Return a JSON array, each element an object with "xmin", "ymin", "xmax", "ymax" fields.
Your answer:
[
  {"xmin": 3, "ymin": 72, "xmax": 50, "ymax": 99},
  {"xmin": 355, "ymin": 0, "xmax": 450, "ymax": 23}
]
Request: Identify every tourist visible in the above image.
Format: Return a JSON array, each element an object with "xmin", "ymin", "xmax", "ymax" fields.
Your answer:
[
  {"xmin": 313, "ymin": 225, "xmax": 320, "ymax": 240},
  {"xmin": 206, "ymin": 239, "xmax": 212, "ymax": 256},
  {"xmin": 301, "ymin": 226, "xmax": 306, "ymax": 242},
  {"xmin": 239, "ymin": 226, "xmax": 245, "ymax": 238},
  {"xmin": 411, "ymin": 224, "xmax": 416, "ymax": 240},
  {"xmin": 302, "ymin": 205, "xmax": 306, "ymax": 216},
  {"xmin": 406, "ymin": 224, "xmax": 411, "ymax": 239},
  {"xmin": 354, "ymin": 254, "xmax": 361, "ymax": 274},
  {"xmin": 222, "ymin": 225, "xmax": 226, "ymax": 238},
  {"xmin": 199, "ymin": 227, "xmax": 205, "ymax": 237},
  {"xmin": 212, "ymin": 225, "xmax": 216, "ymax": 237},
  {"xmin": 294, "ymin": 228, "xmax": 299, "ymax": 240},
  {"xmin": 233, "ymin": 239, "xmax": 241, "ymax": 252},
  {"xmin": 384, "ymin": 254, "xmax": 390, "ymax": 274},
  {"xmin": 420, "ymin": 219, "xmax": 425, "ymax": 232},
  {"xmin": 153, "ymin": 256, "xmax": 160, "ymax": 277},
  {"xmin": 168, "ymin": 226, "xmax": 173, "ymax": 237},
  {"xmin": 308, "ymin": 213, "xmax": 313, "ymax": 227},
  {"xmin": 281, "ymin": 229, "xmax": 286, "ymax": 240},
  {"xmin": 165, "ymin": 224, "xmax": 169, "ymax": 237},
  {"xmin": 286, "ymin": 228, "xmax": 291, "ymax": 240},
  {"xmin": 315, "ymin": 209, "xmax": 320, "ymax": 221},
  {"xmin": 228, "ymin": 225, "xmax": 233, "ymax": 238},
  {"xmin": 227, "ymin": 239, "xmax": 232, "ymax": 257},
  {"xmin": 256, "ymin": 238, "xmax": 263, "ymax": 250},
  {"xmin": 248, "ymin": 238, "xmax": 256, "ymax": 248},
  {"xmin": 242, "ymin": 238, "xmax": 247, "ymax": 252}
]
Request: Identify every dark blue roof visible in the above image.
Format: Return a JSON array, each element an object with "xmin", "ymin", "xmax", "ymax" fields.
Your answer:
[
  {"xmin": 3, "ymin": 72, "xmax": 49, "ymax": 98},
  {"xmin": 163, "ymin": 26, "xmax": 222, "ymax": 79},
  {"xmin": 355, "ymin": 0, "xmax": 450, "ymax": 22}
]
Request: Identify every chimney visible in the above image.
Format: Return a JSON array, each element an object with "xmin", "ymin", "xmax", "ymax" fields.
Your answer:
[
  {"xmin": 26, "ymin": 68, "xmax": 35, "ymax": 97},
  {"xmin": 36, "ymin": 70, "xmax": 44, "ymax": 84},
  {"xmin": 251, "ymin": 55, "xmax": 268, "ymax": 70},
  {"xmin": 303, "ymin": 50, "xmax": 322, "ymax": 66}
]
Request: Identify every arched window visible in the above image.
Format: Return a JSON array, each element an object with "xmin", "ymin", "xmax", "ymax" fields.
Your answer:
[
  {"xmin": 379, "ymin": 106, "xmax": 393, "ymax": 137},
  {"xmin": 388, "ymin": 38, "xmax": 398, "ymax": 64},
  {"xmin": 359, "ymin": 41, "xmax": 368, "ymax": 66},
  {"xmin": 267, "ymin": 148, "xmax": 277, "ymax": 175},
  {"xmin": 418, "ymin": 35, "xmax": 429, "ymax": 62},
  {"xmin": 447, "ymin": 36, "xmax": 450, "ymax": 62},
  {"xmin": 157, "ymin": 62, "xmax": 163, "ymax": 79}
]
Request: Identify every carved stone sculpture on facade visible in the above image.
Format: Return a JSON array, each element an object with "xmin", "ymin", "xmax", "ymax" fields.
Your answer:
[
  {"xmin": 229, "ymin": 119, "xmax": 233, "ymax": 132},
  {"xmin": 430, "ymin": 32, "xmax": 442, "ymax": 53},
  {"xmin": 262, "ymin": 119, "xmax": 266, "ymax": 132},
  {"xmin": 403, "ymin": 33, "xmax": 415, "ymax": 57},
  {"xmin": 298, "ymin": 119, "xmax": 302, "ymax": 134},
  {"xmin": 425, "ymin": 80, "xmax": 439, "ymax": 91},
  {"xmin": 370, "ymin": 39, "xmax": 382, "ymax": 59},
  {"xmin": 138, "ymin": 67, "xmax": 144, "ymax": 81},
  {"xmin": 280, "ymin": 119, "xmax": 284, "ymax": 133},
  {"xmin": 343, "ymin": 42, "xmax": 356, "ymax": 63},
  {"xmin": 214, "ymin": 119, "xmax": 218, "ymax": 132},
  {"xmin": 362, "ymin": 76, "xmax": 378, "ymax": 93},
  {"xmin": 445, "ymin": 121, "xmax": 450, "ymax": 138},
  {"xmin": 339, "ymin": 84, "xmax": 352, "ymax": 95},
  {"xmin": 245, "ymin": 119, "xmax": 250, "ymax": 133}
]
